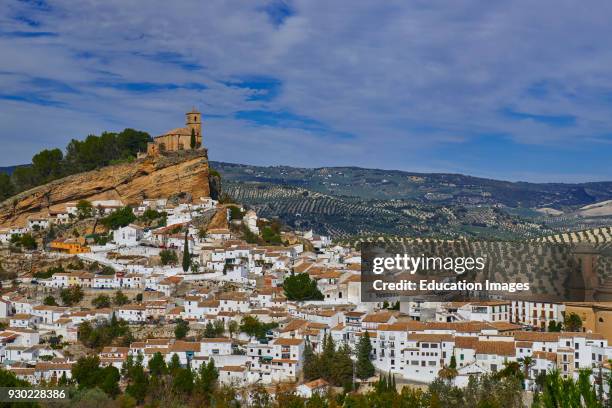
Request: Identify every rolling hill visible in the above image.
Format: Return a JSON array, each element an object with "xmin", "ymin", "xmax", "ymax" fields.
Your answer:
[{"xmin": 211, "ymin": 161, "xmax": 612, "ymax": 239}]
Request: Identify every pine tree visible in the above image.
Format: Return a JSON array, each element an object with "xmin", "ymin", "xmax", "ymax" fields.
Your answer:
[
  {"xmin": 148, "ymin": 352, "xmax": 167, "ymax": 376},
  {"xmin": 321, "ymin": 334, "xmax": 336, "ymax": 381},
  {"xmin": 169, "ymin": 353, "xmax": 181, "ymax": 372},
  {"xmin": 196, "ymin": 359, "xmax": 218, "ymax": 401},
  {"xmin": 182, "ymin": 231, "xmax": 190, "ymax": 272},
  {"xmin": 332, "ymin": 342, "xmax": 354, "ymax": 391},
  {"xmin": 125, "ymin": 356, "xmax": 148, "ymax": 403},
  {"xmin": 355, "ymin": 331, "xmax": 375, "ymax": 380}
]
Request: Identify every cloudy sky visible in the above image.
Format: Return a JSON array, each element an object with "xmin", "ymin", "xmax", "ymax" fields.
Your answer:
[{"xmin": 1, "ymin": 0, "xmax": 612, "ymax": 182}]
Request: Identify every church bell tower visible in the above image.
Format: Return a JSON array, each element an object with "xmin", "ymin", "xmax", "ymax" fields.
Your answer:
[{"xmin": 186, "ymin": 108, "xmax": 202, "ymax": 148}]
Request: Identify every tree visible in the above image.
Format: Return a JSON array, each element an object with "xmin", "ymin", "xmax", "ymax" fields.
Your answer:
[
  {"xmin": 564, "ymin": 313, "xmax": 583, "ymax": 332},
  {"xmin": 356, "ymin": 331, "xmax": 375, "ymax": 380},
  {"xmin": 332, "ymin": 342, "xmax": 354, "ymax": 391},
  {"xmin": 239, "ymin": 315, "xmax": 278, "ymax": 340},
  {"xmin": 0, "ymin": 173, "xmax": 15, "ymax": 201},
  {"xmin": 283, "ymin": 273, "xmax": 324, "ymax": 301},
  {"xmin": 43, "ymin": 295, "xmax": 58, "ymax": 306},
  {"xmin": 60, "ymin": 286, "xmax": 84, "ymax": 306},
  {"xmin": 99, "ymin": 365, "xmax": 121, "ymax": 397},
  {"xmin": 72, "ymin": 355, "xmax": 119, "ymax": 396},
  {"xmin": 228, "ymin": 320, "xmax": 239, "ymax": 339},
  {"xmin": 204, "ymin": 321, "xmax": 217, "ymax": 338},
  {"xmin": 190, "ymin": 127, "xmax": 196, "ymax": 149},
  {"xmin": 518, "ymin": 356, "xmax": 535, "ymax": 388},
  {"xmin": 160, "ymin": 249, "xmax": 178, "ymax": 266},
  {"xmin": 261, "ymin": 225, "xmax": 282, "ymax": 244},
  {"xmin": 548, "ymin": 320, "xmax": 562, "ymax": 332},
  {"xmin": 32, "ymin": 148, "xmax": 64, "ymax": 182},
  {"xmin": 320, "ymin": 334, "xmax": 335, "ymax": 381},
  {"xmin": 213, "ymin": 319, "xmax": 225, "ymax": 336},
  {"xmin": 250, "ymin": 384, "xmax": 271, "ymax": 408},
  {"xmin": 92, "ymin": 294, "xmax": 111, "ymax": 309},
  {"xmin": 302, "ymin": 341, "xmax": 319, "ymax": 381},
  {"xmin": 175, "ymin": 318, "xmax": 189, "ymax": 339},
  {"xmin": 449, "ymin": 355, "xmax": 457, "ymax": 369},
  {"xmin": 114, "ymin": 290, "xmax": 129, "ymax": 306},
  {"xmin": 196, "ymin": 360, "xmax": 219, "ymax": 401},
  {"xmin": 76, "ymin": 200, "xmax": 94, "ymax": 219},
  {"xmin": 172, "ymin": 366, "xmax": 194, "ymax": 395},
  {"xmin": 148, "ymin": 352, "xmax": 167, "ymax": 376},
  {"xmin": 125, "ymin": 355, "xmax": 148, "ymax": 403},
  {"xmin": 20, "ymin": 233, "xmax": 37, "ymax": 250},
  {"xmin": 101, "ymin": 206, "xmax": 136, "ymax": 230},
  {"xmin": 182, "ymin": 232, "xmax": 191, "ymax": 272},
  {"xmin": 78, "ymin": 315, "xmax": 131, "ymax": 349},
  {"xmin": 168, "ymin": 353, "xmax": 181, "ymax": 372}
]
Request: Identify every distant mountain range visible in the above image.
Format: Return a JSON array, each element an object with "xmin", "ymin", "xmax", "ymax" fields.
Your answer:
[
  {"xmin": 4, "ymin": 160, "xmax": 612, "ymax": 239},
  {"xmin": 0, "ymin": 166, "xmax": 18, "ymax": 175},
  {"xmin": 210, "ymin": 161, "xmax": 612, "ymax": 239}
]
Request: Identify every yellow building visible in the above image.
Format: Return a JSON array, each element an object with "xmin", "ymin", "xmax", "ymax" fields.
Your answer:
[
  {"xmin": 564, "ymin": 302, "xmax": 612, "ymax": 342},
  {"xmin": 147, "ymin": 108, "xmax": 203, "ymax": 155},
  {"xmin": 50, "ymin": 239, "xmax": 90, "ymax": 254}
]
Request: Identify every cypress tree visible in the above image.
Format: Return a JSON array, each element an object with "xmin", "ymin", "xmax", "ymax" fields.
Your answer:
[
  {"xmin": 356, "ymin": 331, "xmax": 375, "ymax": 380},
  {"xmin": 302, "ymin": 341, "xmax": 319, "ymax": 381},
  {"xmin": 182, "ymin": 231, "xmax": 190, "ymax": 272},
  {"xmin": 190, "ymin": 128, "xmax": 196, "ymax": 149},
  {"xmin": 321, "ymin": 334, "xmax": 336, "ymax": 381}
]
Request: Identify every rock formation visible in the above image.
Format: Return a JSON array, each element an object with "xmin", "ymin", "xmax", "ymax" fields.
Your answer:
[{"xmin": 0, "ymin": 150, "xmax": 211, "ymax": 227}]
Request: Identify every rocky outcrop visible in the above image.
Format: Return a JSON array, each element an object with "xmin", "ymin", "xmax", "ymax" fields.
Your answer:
[{"xmin": 0, "ymin": 150, "xmax": 211, "ymax": 227}]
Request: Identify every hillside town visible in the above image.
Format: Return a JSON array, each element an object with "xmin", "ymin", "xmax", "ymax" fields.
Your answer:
[{"xmin": 1, "ymin": 182, "xmax": 612, "ymax": 402}]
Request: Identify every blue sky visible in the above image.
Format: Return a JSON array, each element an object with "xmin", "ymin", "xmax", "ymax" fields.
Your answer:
[{"xmin": 1, "ymin": 1, "xmax": 612, "ymax": 182}]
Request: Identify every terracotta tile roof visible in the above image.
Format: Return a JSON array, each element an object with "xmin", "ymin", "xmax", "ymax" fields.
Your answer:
[
  {"xmin": 513, "ymin": 332, "xmax": 561, "ymax": 342},
  {"xmin": 170, "ymin": 341, "xmax": 201, "ymax": 352},
  {"xmin": 407, "ymin": 333, "xmax": 453, "ymax": 343},
  {"xmin": 280, "ymin": 319, "xmax": 308, "ymax": 333},
  {"xmin": 378, "ymin": 321, "xmax": 426, "ymax": 331},
  {"xmin": 273, "ymin": 338, "xmax": 304, "ymax": 346},
  {"xmin": 533, "ymin": 351, "xmax": 557, "ymax": 362},
  {"xmin": 454, "ymin": 336, "xmax": 479, "ymax": 349},
  {"xmin": 363, "ymin": 311, "xmax": 397, "ymax": 323},
  {"xmin": 474, "ymin": 341, "xmax": 516, "ymax": 356},
  {"xmin": 221, "ymin": 366, "xmax": 245, "ymax": 372},
  {"xmin": 303, "ymin": 378, "xmax": 329, "ymax": 389}
]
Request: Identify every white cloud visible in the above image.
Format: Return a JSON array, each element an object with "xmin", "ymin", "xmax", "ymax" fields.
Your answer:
[{"xmin": 1, "ymin": 0, "xmax": 612, "ymax": 181}]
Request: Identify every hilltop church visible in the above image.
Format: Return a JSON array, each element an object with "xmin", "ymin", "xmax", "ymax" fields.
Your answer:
[{"xmin": 147, "ymin": 108, "xmax": 203, "ymax": 155}]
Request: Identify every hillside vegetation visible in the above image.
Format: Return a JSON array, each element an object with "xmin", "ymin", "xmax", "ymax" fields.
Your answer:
[
  {"xmin": 214, "ymin": 162, "xmax": 612, "ymax": 239},
  {"xmin": 0, "ymin": 129, "xmax": 151, "ymax": 201}
]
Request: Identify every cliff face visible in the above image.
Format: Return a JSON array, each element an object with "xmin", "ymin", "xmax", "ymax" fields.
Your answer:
[{"xmin": 0, "ymin": 150, "xmax": 211, "ymax": 227}]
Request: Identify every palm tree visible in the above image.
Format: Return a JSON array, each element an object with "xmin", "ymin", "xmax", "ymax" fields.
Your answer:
[{"xmin": 518, "ymin": 356, "xmax": 535, "ymax": 389}]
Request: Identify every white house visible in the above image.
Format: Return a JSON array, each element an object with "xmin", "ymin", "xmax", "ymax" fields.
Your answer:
[{"xmin": 113, "ymin": 224, "xmax": 144, "ymax": 246}]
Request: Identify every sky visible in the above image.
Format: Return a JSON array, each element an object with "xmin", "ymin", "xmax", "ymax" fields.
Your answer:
[{"xmin": 1, "ymin": 0, "xmax": 612, "ymax": 182}]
